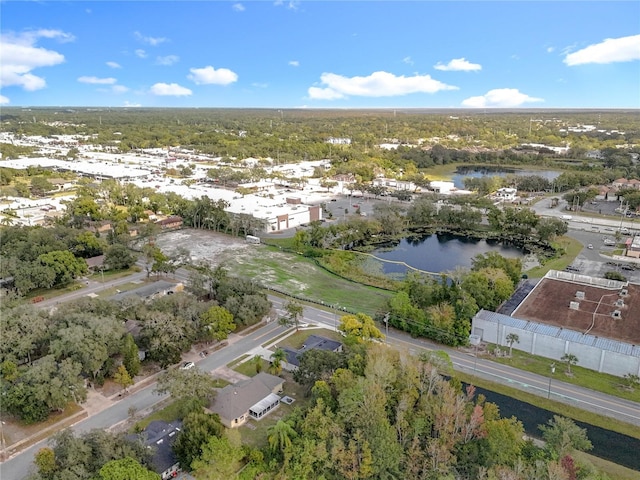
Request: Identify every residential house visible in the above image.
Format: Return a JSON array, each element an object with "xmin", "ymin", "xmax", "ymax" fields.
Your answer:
[
  {"xmin": 138, "ymin": 420, "xmax": 182, "ymax": 479},
  {"xmin": 208, "ymin": 372, "xmax": 284, "ymax": 428},
  {"xmin": 110, "ymin": 280, "xmax": 182, "ymax": 302},
  {"xmin": 281, "ymin": 335, "xmax": 343, "ymax": 371},
  {"xmin": 85, "ymin": 255, "xmax": 105, "ymax": 272},
  {"xmin": 155, "ymin": 215, "xmax": 183, "ymax": 230},
  {"xmin": 495, "ymin": 187, "xmax": 518, "ymax": 201},
  {"xmin": 613, "ymin": 178, "xmax": 640, "ymax": 191}
]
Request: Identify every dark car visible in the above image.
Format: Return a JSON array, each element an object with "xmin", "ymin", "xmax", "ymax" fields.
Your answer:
[{"xmin": 621, "ymin": 265, "xmax": 634, "ymax": 271}]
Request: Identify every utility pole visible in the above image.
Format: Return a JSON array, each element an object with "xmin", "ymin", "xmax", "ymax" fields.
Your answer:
[
  {"xmin": 547, "ymin": 363, "xmax": 556, "ymax": 399},
  {"xmin": 383, "ymin": 312, "xmax": 390, "ymax": 344}
]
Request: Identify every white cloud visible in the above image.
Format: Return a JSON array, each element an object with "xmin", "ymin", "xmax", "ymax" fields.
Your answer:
[
  {"xmin": 111, "ymin": 85, "xmax": 129, "ymax": 94},
  {"xmin": 188, "ymin": 66, "xmax": 238, "ymax": 85},
  {"xmin": 308, "ymin": 71, "xmax": 457, "ymax": 100},
  {"xmin": 402, "ymin": 56, "xmax": 414, "ymax": 65},
  {"xmin": 134, "ymin": 31, "xmax": 167, "ymax": 46},
  {"xmin": 274, "ymin": 0, "xmax": 299, "ymax": 10},
  {"xmin": 288, "ymin": 60, "xmax": 299, "ymax": 67},
  {"xmin": 546, "ymin": 46, "xmax": 555, "ymax": 53},
  {"xmin": 150, "ymin": 82, "xmax": 192, "ymax": 96},
  {"xmin": 78, "ymin": 76, "xmax": 117, "ymax": 85},
  {"xmin": 434, "ymin": 57, "xmax": 481, "ymax": 72},
  {"xmin": 251, "ymin": 82, "xmax": 268, "ymax": 88},
  {"xmin": 232, "ymin": 3, "xmax": 245, "ymax": 12},
  {"xmin": 156, "ymin": 55, "xmax": 179, "ymax": 66},
  {"xmin": 123, "ymin": 101, "xmax": 142, "ymax": 107},
  {"xmin": 135, "ymin": 49, "xmax": 147, "ymax": 58},
  {"xmin": 0, "ymin": 95, "xmax": 9, "ymax": 105},
  {"xmin": 106, "ymin": 61, "xmax": 121, "ymax": 69},
  {"xmin": 564, "ymin": 34, "xmax": 640, "ymax": 66},
  {"xmin": 0, "ymin": 29, "xmax": 71, "ymax": 91},
  {"xmin": 461, "ymin": 88, "xmax": 543, "ymax": 108}
]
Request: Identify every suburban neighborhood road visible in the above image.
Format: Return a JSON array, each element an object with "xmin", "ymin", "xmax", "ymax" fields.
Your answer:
[
  {"xmin": 0, "ymin": 320, "xmax": 288, "ymax": 480},
  {"xmin": 7, "ymin": 243, "xmax": 637, "ymax": 478}
]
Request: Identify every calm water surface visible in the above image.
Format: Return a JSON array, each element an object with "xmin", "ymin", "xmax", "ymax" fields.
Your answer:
[
  {"xmin": 451, "ymin": 166, "xmax": 562, "ymax": 188},
  {"xmin": 371, "ymin": 233, "xmax": 525, "ymax": 275}
]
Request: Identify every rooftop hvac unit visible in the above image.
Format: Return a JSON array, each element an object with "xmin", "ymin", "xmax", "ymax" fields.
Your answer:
[
  {"xmin": 615, "ymin": 299, "xmax": 625, "ymax": 308},
  {"xmin": 575, "ymin": 291, "xmax": 586, "ymax": 300},
  {"xmin": 612, "ymin": 310, "xmax": 622, "ymax": 319},
  {"xmin": 620, "ymin": 289, "xmax": 628, "ymax": 296},
  {"xmin": 569, "ymin": 301, "xmax": 580, "ymax": 310}
]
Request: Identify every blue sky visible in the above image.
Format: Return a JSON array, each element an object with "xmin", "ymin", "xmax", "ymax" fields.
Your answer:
[{"xmin": 1, "ymin": 1, "xmax": 639, "ymax": 109}]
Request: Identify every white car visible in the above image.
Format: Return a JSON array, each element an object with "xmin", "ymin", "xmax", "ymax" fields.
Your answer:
[{"xmin": 180, "ymin": 362, "xmax": 195, "ymax": 370}]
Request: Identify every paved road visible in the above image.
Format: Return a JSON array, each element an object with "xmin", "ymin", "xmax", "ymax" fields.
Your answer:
[
  {"xmin": 8, "ymin": 241, "xmax": 637, "ymax": 478},
  {"xmin": 0, "ymin": 320, "xmax": 288, "ymax": 480}
]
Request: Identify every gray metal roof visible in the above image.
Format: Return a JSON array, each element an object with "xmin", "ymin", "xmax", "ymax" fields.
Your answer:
[{"xmin": 475, "ymin": 309, "xmax": 640, "ymax": 358}]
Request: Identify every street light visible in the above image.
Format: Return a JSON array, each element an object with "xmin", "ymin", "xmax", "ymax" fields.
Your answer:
[
  {"xmin": 547, "ymin": 363, "xmax": 556, "ymax": 399},
  {"xmin": 383, "ymin": 312, "xmax": 390, "ymax": 344}
]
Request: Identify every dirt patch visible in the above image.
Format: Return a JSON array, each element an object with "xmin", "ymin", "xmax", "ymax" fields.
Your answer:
[{"xmin": 152, "ymin": 229, "xmax": 252, "ymax": 266}]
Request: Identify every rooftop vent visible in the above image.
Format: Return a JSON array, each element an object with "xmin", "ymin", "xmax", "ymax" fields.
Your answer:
[
  {"xmin": 569, "ymin": 301, "xmax": 580, "ymax": 310},
  {"xmin": 620, "ymin": 289, "xmax": 628, "ymax": 296},
  {"xmin": 612, "ymin": 310, "xmax": 622, "ymax": 319},
  {"xmin": 615, "ymin": 299, "xmax": 625, "ymax": 308},
  {"xmin": 575, "ymin": 291, "xmax": 586, "ymax": 300}
]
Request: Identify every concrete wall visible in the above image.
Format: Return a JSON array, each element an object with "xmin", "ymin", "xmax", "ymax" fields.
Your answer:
[{"xmin": 473, "ymin": 317, "xmax": 640, "ymax": 377}]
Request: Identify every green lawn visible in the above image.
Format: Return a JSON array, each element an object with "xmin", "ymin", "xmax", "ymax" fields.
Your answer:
[
  {"xmin": 225, "ymin": 245, "xmax": 394, "ymax": 317},
  {"xmin": 485, "ymin": 346, "xmax": 640, "ymax": 403},
  {"xmin": 96, "ymin": 281, "xmax": 146, "ymax": 298},
  {"xmin": 25, "ymin": 282, "xmax": 84, "ymax": 302},
  {"xmin": 526, "ymin": 235, "xmax": 583, "ymax": 278},
  {"xmin": 233, "ymin": 357, "xmax": 270, "ymax": 377},
  {"xmin": 89, "ymin": 266, "xmax": 139, "ymax": 282},
  {"xmin": 131, "ymin": 398, "xmax": 185, "ymax": 432}
]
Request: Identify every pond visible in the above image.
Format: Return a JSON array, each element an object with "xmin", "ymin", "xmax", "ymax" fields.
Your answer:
[
  {"xmin": 451, "ymin": 166, "xmax": 562, "ymax": 188},
  {"xmin": 370, "ymin": 233, "xmax": 525, "ymax": 276}
]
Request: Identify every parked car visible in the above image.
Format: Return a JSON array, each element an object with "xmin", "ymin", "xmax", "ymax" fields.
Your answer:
[
  {"xmin": 180, "ymin": 361, "xmax": 195, "ymax": 370},
  {"xmin": 621, "ymin": 265, "xmax": 634, "ymax": 271},
  {"xmin": 587, "ymin": 244, "xmax": 593, "ymax": 249}
]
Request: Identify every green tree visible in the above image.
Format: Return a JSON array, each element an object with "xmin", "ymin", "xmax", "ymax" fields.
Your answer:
[
  {"xmin": 505, "ymin": 333, "xmax": 519, "ymax": 357},
  {"xmin": 173, "ymin": 410, "xmax": 224, "ymax": 469},
  {"xmin": 113, "ymin": 365, "xmax": 134, "ymax": 394},
  {"xmin": 154, "ymin": 367, "xmax": 218, "ymax": 404},
  {"xmin": 34, "ymin": 447, "xmax": 57, "ymax": 478},
  {"xmin": 104, "ymin": 244, "xmax": 137, "ymax": 271},
  {"xmin": 191, "ymin": 430, "xmax": 245, "ymax": 479},
  {"xmin": 30, "ymin": 177, "xmax": 54, "ymax": 197},
  {"xmin": 268, "ymin": 419, "xmax": 298, "ymax": 455},
  {"xmin": 199, "ymin": 306, "xmax": 236, "ymax": 342},
  {"xmin": 539, "ymin": 415, "xmax": 592, "ymax": 457},
  {"xmin": 122, "ymin": 333, "xmax": 141, "ymax": 377},
  {"xmin": 339, "ymin": 312, "xmax": 384, "ymax": 343},
  {"xmin": 250, "ymin": 355, "xmax": 264, "ymax": 374},
  {"xmin": 561, "ymin": 353, "xmax": 578, "ymax": 375},
  {"xmin": 37, "ymin": 250, "xmax": 88, "ymax": 287},
  {"xmin": 279, "ymin": 300, "xmax": 305, "ymax": 332},
  {"xmin": 99, "ymin": 457, "xmax": 160, "ymax": 480},
  {"xmin": 269, "ymin": 348, "xmax": 287, "ymax": 376}
]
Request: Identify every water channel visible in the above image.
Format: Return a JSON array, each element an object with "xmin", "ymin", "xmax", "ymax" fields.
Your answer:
[{"xmin": 371, "ymin": 233, "xmax": 525, "ymax": 276}]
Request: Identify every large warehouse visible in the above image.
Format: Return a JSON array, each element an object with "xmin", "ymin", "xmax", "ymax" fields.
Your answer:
[{"xmin": 471, "ymin": 270, "xmax": 640, "ymax": 377}]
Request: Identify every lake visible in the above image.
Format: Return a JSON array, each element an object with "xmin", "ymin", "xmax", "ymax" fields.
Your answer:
[
  {"xmin": 451, "ymin": 166, "xmax": 562, "ymax": 188},
  {"xmin": 371, "ymin": 233, "xmax": 525, "ymax": 275}
]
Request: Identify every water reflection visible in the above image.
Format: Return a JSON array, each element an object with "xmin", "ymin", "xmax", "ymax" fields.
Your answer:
[{"xmin": 372, "ymin": 234, "xmax": 525, "ymax": 275}]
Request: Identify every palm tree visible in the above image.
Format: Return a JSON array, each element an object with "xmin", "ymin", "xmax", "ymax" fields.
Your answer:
[
  {"xmin": 269, "ymin": 348, "xmax": 287, "ymax": 376},
  {"xmin": 561, "ymin": 353, "xmax": 578, "ymax": 375},
  {"xmin": 505, "ymin": 333, "xmax": 520, "ymax": 357},
  {"xmin": 251, "ymin": 355, "xmax": 263, "ymax": 374},
  {"xmin": 267, "ymin": 419, "xmax": 297, "ymax": 455}
]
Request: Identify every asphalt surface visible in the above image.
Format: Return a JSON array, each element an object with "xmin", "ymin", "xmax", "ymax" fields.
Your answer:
[{"xmin": 4, "ymin": 218, "xmax": 640, "ymax": 478}]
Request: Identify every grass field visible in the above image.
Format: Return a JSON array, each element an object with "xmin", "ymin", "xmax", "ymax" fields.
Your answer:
[
  {"xmin": 526, "ymin": 235, "xmax": 583, "ymax": 278},
  {"xmin": 224, "ymin": 244, "xmax": 394, "ymax": 317},
  {"xmin": 485, "ymin": 346, "xmax": 640, "ymax": 403}
]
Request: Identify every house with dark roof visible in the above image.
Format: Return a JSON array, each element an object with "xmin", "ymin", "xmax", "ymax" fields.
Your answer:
[
  {"xmin": 281, "ymin": 334, "xmax": 343, "ymax": 371},
  {"xmin": 208, "ymin": 372, "xmax": 284, "ymax": 428},
  {"xmin": 140, "ymin": 420, "xmax": 182, "ymax": 479},
  {"xmin": 110, "ymin": 280, "xmax": 182, "ymax": 302}
]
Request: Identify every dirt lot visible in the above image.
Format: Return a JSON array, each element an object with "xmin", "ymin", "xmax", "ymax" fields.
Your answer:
[{"xmin": 151, "ymin": 229, "xmax": 253, "ymax": 265}]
